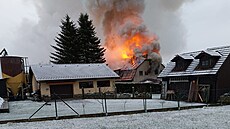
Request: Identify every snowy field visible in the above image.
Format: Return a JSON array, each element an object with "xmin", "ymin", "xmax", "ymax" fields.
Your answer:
[
  {"xmin": 0, "ymin": 97, "xmax": 3, "ymax": 107},
  {"xmin": 0, "ymin": 94, "xmax": 205, "ymax": 121},
  {"xmin": 0, "ymin": 105, "xmax": 230, "ymax": 129}
]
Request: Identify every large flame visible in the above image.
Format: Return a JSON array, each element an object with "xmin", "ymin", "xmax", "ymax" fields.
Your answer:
[
  {"xmin": 87, "ymin": 0, "xmax": 162, "ymax": 69},
  {"xmin": 105, "ymin": 31, "xmax": 160, "ymax": 68}
]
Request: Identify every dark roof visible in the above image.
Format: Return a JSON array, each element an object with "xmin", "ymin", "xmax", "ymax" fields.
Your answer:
[
  {"xmin": 159, "ymin": 46, "xmax": 230, "ymax": 77},
  {"xmin": 171, "ymin": 55, "xmax": 194, "ymax": 62},
  {"xmin": 115, "ymin": 59, "xmax": 148, "ymax": 82},
  {"xmin": 195, "ymin": 50, "xmax": 221, "ymax": 59},
  {"xmin": 115, "ymin": 69, "xmax": 136, "ymax": 82}
]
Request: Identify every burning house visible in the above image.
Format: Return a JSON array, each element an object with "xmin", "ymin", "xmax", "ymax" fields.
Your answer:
[
  {"xmin": 88, "ymin": 1, "xmax": 164, "ymax": 96},
  {"xmin": 114, "ymin": 59, "xmax": 164, "ymax": 96},
  {"xmin": 158, "ymin": 46, "xmax": 230, "ymax": 103}
]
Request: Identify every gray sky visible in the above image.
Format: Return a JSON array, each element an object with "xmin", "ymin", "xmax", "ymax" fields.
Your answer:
[{"xmin": 0, "ymin": 0, "xmax": 229, "ymax": 65}]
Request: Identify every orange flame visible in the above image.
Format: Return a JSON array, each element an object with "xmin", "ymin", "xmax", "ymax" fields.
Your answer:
[
  {"xmin": 104, "ymin": 31, "xmax": 160, "ymax": 69},
  {"xmin": 121, "ymin": 34, "xmax": 154, "ymax": 59}
]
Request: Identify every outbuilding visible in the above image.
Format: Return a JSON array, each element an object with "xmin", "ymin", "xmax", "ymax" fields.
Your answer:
[{"xmin": 29, "ymin": 63, "xmax": 119, "ymax": 99}]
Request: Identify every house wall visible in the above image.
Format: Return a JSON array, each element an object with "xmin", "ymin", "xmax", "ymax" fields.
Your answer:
[
  {"xmin": 40, "ymin": 83, "xmax": 50, "ymax": 96},
  {"xmin": 197, "ymin": 75, "xmax": 217, "ymax": 103},
  {"xmin": 32, "ymin": 75, "xmax": 39, "ymax": 93},
  {"xmin": 216, "ymin": 54, "xmax": 230, "ymax": 100},
  {"xmin": 161, "ymin": 76, "xmax": 216, "ymax": 102},
  {"xmin": 33, "ymin": 78, "xmax": 116, "ymax": 98},
  {"xmin": 133, "ymin": 60, "xmax": 157, "ymax": 82}
]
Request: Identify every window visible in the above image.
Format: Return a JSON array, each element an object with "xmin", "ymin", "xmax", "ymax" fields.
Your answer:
[
  {"xmin": 139, "ymin": 71, "xmax": 143, "ymax": 76},
  {"xmin": 79, "ymin": 81, "xmax": 93, "ymax": 88},
  {"xmin": 195, "ymin": 58, "xmax": 215, "ymax": 70},
  {"xmin": 201, "ymin": 60, "xmax": 211, "ymax": 66},
  {"xmin": 172, "ymin": 61, "xmax": 191, "ymax": 72},
  {"xmin": 97, "ymin": 80, "xmax": 110, "ymax": 87},
  {"xmin": 145, "ymin": 71, "xmax": 148, "ymax": 75}
]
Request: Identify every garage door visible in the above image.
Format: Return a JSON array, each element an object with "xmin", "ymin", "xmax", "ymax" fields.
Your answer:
[{"xmin": 50, "ymin": 84, "xmax": 73, "ymax": 99}]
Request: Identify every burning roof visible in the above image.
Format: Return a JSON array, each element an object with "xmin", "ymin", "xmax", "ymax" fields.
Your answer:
[{"xmin": 88, "ymin": 0, "xmax": 162, "ymax": 69}]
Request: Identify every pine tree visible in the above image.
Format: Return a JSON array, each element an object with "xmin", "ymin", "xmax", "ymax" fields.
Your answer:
[
  {"xmin": 77, "ymin": 13, "xmax": 106, "ymax": 63},
  {"xmin": 50, "ymin": 15, "xmax": 81, "ymax": 64}
]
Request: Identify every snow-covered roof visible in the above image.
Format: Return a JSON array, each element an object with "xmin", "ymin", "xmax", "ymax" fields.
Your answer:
[
  {"xmin": 171, "ymin": 55, "xmax": 194, "ymax": 62},
  {"xmin": 31, "ymin": 63, "xmax": 120, "ymax": 81},
  {"xmin": 159, "ymin": 46, "xmax": 230, "ymax": 77},
  {"xmin": 195, "ymin": 50, "xmax": 221, "ymax": 59}
]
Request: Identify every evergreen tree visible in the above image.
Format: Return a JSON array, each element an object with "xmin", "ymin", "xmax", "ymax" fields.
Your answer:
[
  {"xmin": 50, "ymin": 15, "xmax": 81, "ymax": 64},
  {"xmin": 77, "ymin": 13, "xmax": 106, "ymax": 63}
]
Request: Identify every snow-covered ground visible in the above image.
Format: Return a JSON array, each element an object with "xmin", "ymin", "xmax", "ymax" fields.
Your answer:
[
  {"xmin": 0, "ymin": 94, "xmax": 205, "ymax": 121},
  {"xmin": 0, "ymin": 105, "xmax": 230, "ymax": 129},
  {"xmin": 0, "ymin": 97, "xmax": 3, "ymax": 107}
]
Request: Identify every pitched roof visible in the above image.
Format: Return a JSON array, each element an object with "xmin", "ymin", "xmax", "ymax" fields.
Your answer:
[
  {"xmin": 159, "ymin": 46, "xmax": 230, "ymax": 77},
  {"xmin": 31, "ymin": 63, "xmax": 120, "ymax": 81},
  {"xmin": 115, "ymin": 59, "xmax": 146, "ymax": 82},
  {"xmin": 115, "ymin": 69, "xmax": 136, "ymax": 82},
  {"xmin": 195, "ymin": 50, "xmax": 221, "ymax": 59},
  {"xmin": 171, "ymin": 54, "xmax": 194, "ymax": 62}
]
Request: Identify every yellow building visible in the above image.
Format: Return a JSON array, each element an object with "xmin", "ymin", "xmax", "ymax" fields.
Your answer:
[
  {"xmin": 0, "ymin": 56, "xmax": 27, "ymax": 99},
  {"xmin": 30, "ymin": 64, "xmax": 119, "ymax": 99}
]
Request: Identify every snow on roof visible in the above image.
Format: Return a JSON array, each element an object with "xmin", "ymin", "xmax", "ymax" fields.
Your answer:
[
  {"xmin": 203, "ymin": 50, "xmax": 222, "ymax": 56},
  {"xmin": 172, "ymin": 55, "xmax": 194, "ymax": 61},
  {"xmin": 31, "ymin": 63, "xmax": 120, "ymax": 81},
  {"xmin": 159, "ymin": 46, "xmax": 230, "ymax": 77},
  {"xmin": 195, "ymin": 50, "xmax": 221, "ymax": 59}
]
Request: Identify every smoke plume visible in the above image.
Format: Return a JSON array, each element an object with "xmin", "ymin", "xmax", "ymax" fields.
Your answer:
[
  {"xmin": 10, "ymin": 0, "xmax": 85, "ymax": 64},
  {"xmin": 87, "ymin": 0, "xmax": 162, "ymax": 69},
  {"xmin": 6, "ymin": 0, "xmax": 187, "ymax": 68}
]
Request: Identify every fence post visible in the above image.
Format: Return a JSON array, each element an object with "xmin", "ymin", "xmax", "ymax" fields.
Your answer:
[
  {"xmin": 132, "ymin": 86, "xmax": 135, "ymax": 98},
  {"xmin": 54, "ymin": 93, "xmax": 58, "ymax": 119},
  {"xmin": 104, "ymin": 93, "xmax": 108, "ymax": 116},
  {"xmin": 144, "ymin": 92, "xmax": 147, "ymax": 113}
]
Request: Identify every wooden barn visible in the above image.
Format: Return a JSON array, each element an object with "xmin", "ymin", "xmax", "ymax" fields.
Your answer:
[
  {"xmin": 29, "ymin": 63, "xmax": 119, "ymax": 99},
  {"xmin": 158, "ymin": 46, "xmax": 230, "ymax": 103}
]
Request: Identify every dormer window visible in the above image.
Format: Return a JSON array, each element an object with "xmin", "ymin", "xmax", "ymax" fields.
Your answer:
[
  {"xmin": 195, "ymin": 50, "xmax": 220, "ymax": 70},
  {"xmin": 171, "ymin": 55, "xmax": 193, "ymax": 72}
]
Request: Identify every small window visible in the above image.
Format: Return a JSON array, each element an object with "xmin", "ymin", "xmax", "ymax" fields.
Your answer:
[
  {"xmin": 139, "ymin": 71, "xmax": 143, "ymax": 76},
  {"xmin": 145, "ymin": 71, "xmax": 148, "ymax": 75},
  {"xmin": 201, "ymin": 60, "xmax": 209, "ymax": 66},
  {"xmin": 97, "ymin": 80, "xmax": 110, "ymax": 87},
  {"xmin": 79, "ymin": 81, "xmax": 93, "ymax": 88}
]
